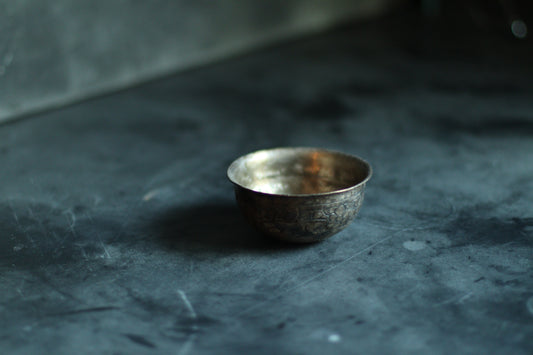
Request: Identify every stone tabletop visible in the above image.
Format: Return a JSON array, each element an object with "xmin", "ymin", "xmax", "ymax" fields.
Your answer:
[{"xmin": 1, "ymin": 12, "xmax": 532, "ymax": 355}]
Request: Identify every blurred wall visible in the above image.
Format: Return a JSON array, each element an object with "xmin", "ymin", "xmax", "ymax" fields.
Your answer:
[{"xmin": 0, "ymin": 0, "xmax": 399, "ymax": 122}]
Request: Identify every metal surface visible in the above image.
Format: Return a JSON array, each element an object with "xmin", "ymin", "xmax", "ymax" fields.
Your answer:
[{"xmin": 228, "ymin": 147, "xmax": 372, "ymax": 242}]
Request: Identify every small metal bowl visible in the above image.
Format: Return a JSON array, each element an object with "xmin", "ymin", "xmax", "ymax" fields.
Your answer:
[{"xmin": 227, "ymin": 147, "xmax": 372, "ymax": 243}]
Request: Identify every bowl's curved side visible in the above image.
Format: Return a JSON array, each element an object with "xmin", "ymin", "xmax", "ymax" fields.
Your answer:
[{"xmin": 234, "ymin": 184, "xmax": 366, "ymax": 243}]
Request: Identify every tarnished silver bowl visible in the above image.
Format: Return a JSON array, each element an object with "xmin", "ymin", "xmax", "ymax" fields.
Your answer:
[{"xmin": 227, "ymin": 147, "xmax": 372, "ymax": 243}]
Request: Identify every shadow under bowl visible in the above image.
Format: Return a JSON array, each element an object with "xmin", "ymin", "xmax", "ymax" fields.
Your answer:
[{"xmin": 227, "ymin": 147, "xmax": 372, "ymax": 243}]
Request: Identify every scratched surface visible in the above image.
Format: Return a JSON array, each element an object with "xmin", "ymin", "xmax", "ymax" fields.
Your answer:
[{"xmin": 1, "ymin": 12, "xmax": 533, "ymax": 354}]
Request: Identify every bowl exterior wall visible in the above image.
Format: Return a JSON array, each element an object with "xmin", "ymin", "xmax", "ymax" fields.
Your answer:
[{"xmin": 234, "ymin": 185, "xmax": 366, "ymax": 243}]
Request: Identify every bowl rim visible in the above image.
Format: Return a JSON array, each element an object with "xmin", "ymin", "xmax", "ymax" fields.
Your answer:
[{"xmin": 227, "ymin": 147, "xmax": 372, "ymax": 197}]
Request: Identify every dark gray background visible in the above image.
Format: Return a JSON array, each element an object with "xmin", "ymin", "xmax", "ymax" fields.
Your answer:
[{"xmin": 0, "ymin": 0, "xmax": 397, "ymax": 122}]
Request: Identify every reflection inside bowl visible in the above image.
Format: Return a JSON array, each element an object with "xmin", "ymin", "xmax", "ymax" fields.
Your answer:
[{"xmin": 228, "ymin": 148, "xmax": 370, "ymax": 196}]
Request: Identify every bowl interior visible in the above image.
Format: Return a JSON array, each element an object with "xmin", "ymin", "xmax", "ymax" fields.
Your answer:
[{"xmin": 228, "ymin": 148, "xmax": 371, "ymax": 195}]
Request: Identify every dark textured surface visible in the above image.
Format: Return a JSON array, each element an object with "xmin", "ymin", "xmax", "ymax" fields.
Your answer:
[{"xmin": 1, "ymin": 12, "xmax": 533, "ymax": 354}]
